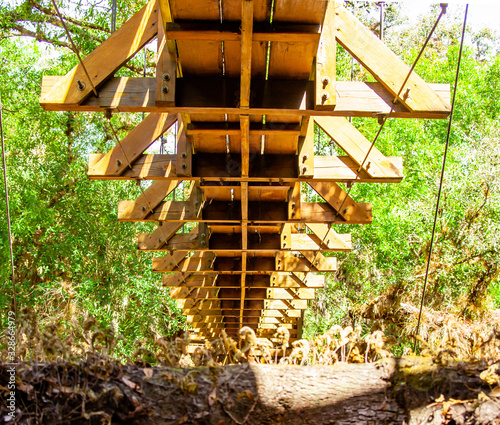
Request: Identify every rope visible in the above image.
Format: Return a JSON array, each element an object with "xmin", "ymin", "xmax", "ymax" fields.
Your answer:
[
  {"xmin": 50, "ymin": 0, "xmax": 99, "ymax": 98},
  {"xmin": 0, "ymin": 94, "xmax": 17, "ymax": 316},
  {"xmin": 414, "ymin": 4, "xmax": 468, "ymax": 351}
]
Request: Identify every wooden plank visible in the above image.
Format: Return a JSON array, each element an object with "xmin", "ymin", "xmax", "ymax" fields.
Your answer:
[
  {"xmin": 307, "ymin": 181, "xmax": 371, "ymax": 223},
  {"xmin": 118, "ymin": 180, "xmax": 180, "ymax": 221},
  {"xmin": 314, "ymin": 116, "xmax": 403, "ymax": 179},
  {"xmin": 137, "ymin": 222, "xmax": 184, "ymax": 250},
  {"xmin": 156, "ymin": 4, "xmax": 176, "ymax": 106},
  {"xmin": 40, "ymin": 0, "xmax": 158, "ymax": 107},
  {"xmin": 291, "ymin": 232, "xmax": 351, "ymax": 251},
  {"xmin": 315, "ymin": 0, "xmax": 336, "ymax": 110},
  {"xmin": 281, "ymin": 223, "xmax": 292, "ymax": 249},
  {"xmin": 300, "ymin": 250, "xmax": 337, "ymax": 271},
  {"xmin": 297, "ymin": 118, "xmax": 314, "ymax": 178},
  {"xmin": 240, "ymin": 0, "xmax": 253, "ymax": 109},
  {"xmin": 121, "ymin": 200, "xmax": 371, "ymax": 223},
  {"xmin": 42, "ymin": 76, "xmax": 451, "ymax": 119},
  {"xmin": 270, "ymin": 272, "xmax": 324, "ymax": 288},
  {"xmin": 88, "ymin": 113, "xmax": 176, "ymax": 177},
  {"xmin": 154, "ymin": 251, "xmax": 214, "ymax": 272},
  {"xmin": 335, "ymin": 3, "xmax": 450, "ymax": 114},
  {"xmin": 152, "ymin": 250, "xmax": 190, "ymax": 272},
  {"xmin": 305, "ymin": 223, "xmax": 352, "ymax": 251}
]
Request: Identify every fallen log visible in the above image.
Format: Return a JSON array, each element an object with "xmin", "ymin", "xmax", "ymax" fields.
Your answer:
[{"xmin": 1, "ymin": 357, "xmax": 499, "ymax": 424}]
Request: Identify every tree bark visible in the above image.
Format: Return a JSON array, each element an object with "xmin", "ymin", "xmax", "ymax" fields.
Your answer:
[{"xmin": 1, "ymin": 358, "xmax": 499, "ymax": 425}]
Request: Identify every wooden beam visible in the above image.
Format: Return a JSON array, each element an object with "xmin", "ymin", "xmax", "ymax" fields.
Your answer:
[
  {"xmin": 297, "ymin": 118, "xmax": 314, "ymax": 178},
  {"xmin": 240, "ymin": 0, "xmax": 253, "ymax": 109},
  {"xmin": 176, "ymin": 114, "xmax": 192, "ymax": 177},
  {"xmin": 164, "ymin": 22, "xmax": 320, "ymax": 42},
  {"xmin": 314, "ymin": 116, "xmax": 402, "ymax": 179},
  {"xmin": 154, "ymin": 251, "xmax": 215, "ymax": 272},
  {"xmin": 315, "ymin": 0, "xmax": 336, "ymax": 110},
  {"xmin": 41, "ymin": 77, "xmax": 451, "ymax": 119},
  {"xmin": 305, "ymin": 223, "xmax": 352, "ymax": 251},
  {"xmin": 155, "ymin": 3, "xmax": 176, "ymax": 106},
  {"xmin": 90, "ymin": 153, "xmax": 403, "ymax": 183},
  {"xmin": 308, "ymin": 181, "xmax": 371, "ymax": 223},
  {"xmin": 118, "ymin": 180, "xmax": 180, "ymax": 220},
  {"xmin": 39, "ymin": 0, "xmax": 158, "ymax": 107},
  {"xmin": 288, "ymin": 182, "xmax": 301, "ymax": 220},
  {"xmin": 120, "ymin": 199, "xmax": 372, "ymax": 223},
  {"xmin": 88, "ymin": 113, "xmax": 176, "ymax": 177},
  {"xmin": 137, "ymin": 232, "xmax": 351, "ymax": 252},
  {"xmin": 335, "ymin": 3, "xmax": 450, "ymax": 114}
]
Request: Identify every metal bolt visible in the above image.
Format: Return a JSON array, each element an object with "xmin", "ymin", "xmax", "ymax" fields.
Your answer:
[
  {"xmin": 283, "ymin": 234, "xmax": 287, "ymax": 239},
  {"xmin": 322, "ymin": 92, "xmax": 330, "ymax": 103},
  {"xmin": 169, "ymin": 261, "xmax": 173, "ymax": 266},
  {"xmin": 76, "ymin": 79, "xmax": 86, "ymax": 91},
  {"xmin": 181, "ymin": 163, "xmax": 187, "ymax": 169},
  {"xmin": 162, "ymin": 72, "xmax": 171, "ymax": 81},
  {"xmin": 201, "ymin": 233, "xmax": 206, "ymax": 239},
  {"xmin": 302, "ymin": 154, "xmax": 308, "ymax": 163},
  {"xmin": 322, "ymin": 77, "xmax": 330, "ymax": 88},
  {"xmin": 201, "ymin": 240, "xmax": 206, "ymax": 246},
  {"xmin": 343, "ymin": 208, "xmax": 348, "ymax": 214},
  {"xmin": 161, "ymin": 85, "xmax": 169, "ymax": 94},
  {"xmin": 283, "ymin": 242, "xmax": 287, "ymax": 248},
  {"xmin": 302, "ymin": 166, "xmax": 308, "ymax": 174},
  {"xmin": 141, "ymin": 205, "xmax": 146, "ymax": 211},
  {"xmin": 158, "ymin": 238, "xmax": 163, "ymax": 243},
  {"xmin": 181, "ymin": 152, "xmax": 187, "ymax": 159},
  {"xmin": 116, "ymin": 159, "xmax": 122, "ymax": 166}
]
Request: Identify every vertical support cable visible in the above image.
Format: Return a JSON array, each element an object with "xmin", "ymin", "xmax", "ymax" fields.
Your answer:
[
  {"xmin": 0, "ymin": 95, "xmax": 17, "ymax": 316},
  {"xmin": 414, "ymin": 4, "xmax": 468, "ymax": 351}
]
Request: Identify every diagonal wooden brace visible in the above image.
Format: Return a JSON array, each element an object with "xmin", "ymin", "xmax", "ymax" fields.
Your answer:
[{"xmin": 40, "ymin": 0, "xmax": 159, "ymax": 106}]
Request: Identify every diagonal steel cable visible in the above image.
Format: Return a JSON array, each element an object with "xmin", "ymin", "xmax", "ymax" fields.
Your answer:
[{"xmin": 414, "ymin": 4, "xmax": 468, "ymax": 352}]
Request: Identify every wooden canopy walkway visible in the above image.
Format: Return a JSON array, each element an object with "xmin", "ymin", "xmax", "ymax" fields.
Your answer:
[{"xmin": 40, "ymin": 0, "xmax": 450, "ymax": 343}]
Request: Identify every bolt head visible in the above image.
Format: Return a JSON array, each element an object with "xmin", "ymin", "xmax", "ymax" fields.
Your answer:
[
  {"xmin": 181, "ymin": 152, "xmax": 187, "ymax": 159},
  {"xmin": 162, "ymin": 72, "xmax": 171, "ymax": 81},
  {"xmin": 181, "ymin": 163, "xmax": 187, "ymax": 169},
  {"xmin": 161, "ymin": 85, "xmax": 169, "ymax": 94}
]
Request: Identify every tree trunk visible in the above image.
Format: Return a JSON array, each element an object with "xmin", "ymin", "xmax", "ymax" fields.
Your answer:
[{"xmin": 2, "ymin": 358, "xmax": 499, "ymax": 425}]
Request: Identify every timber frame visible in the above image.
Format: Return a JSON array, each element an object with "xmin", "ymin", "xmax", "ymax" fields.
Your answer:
[{"xmin": 40, "ymin": 0, "xmax": 450, "ymax": 343}]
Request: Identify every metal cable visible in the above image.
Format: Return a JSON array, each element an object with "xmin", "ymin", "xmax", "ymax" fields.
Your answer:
[
  {"xmin": 333, "ymin": 3, "xmax": 448, "ymax": 221},
  {"xmin": 50, "ymin": 0, "xmax": 99, "ymax": 97},
  {"xmin": 0, "ymin": 94, "xmax": 17, "ymax": 316},
  {"xmin": 414, "ymin": 4, "xmax": 468, "ymax": 351},
  {"xmin": 104, "ymin": 113, "xmax": 133, "ymax": 170}
]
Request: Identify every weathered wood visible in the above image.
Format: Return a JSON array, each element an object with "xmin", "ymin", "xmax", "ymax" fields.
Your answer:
[
  {"xmin": 9, "ymin": 359, "xmax": 495, "ymax": 425},
  {"xmin": 39, "ymin": 0, "xmax": 158, "ymax": 107},
  {"xmin": 41, "ymin": 76, "xmax": 451, "ymax": 118},
  {"xmin": 335, "ymin": 3, "xmax": 450, "ymax": 114}
]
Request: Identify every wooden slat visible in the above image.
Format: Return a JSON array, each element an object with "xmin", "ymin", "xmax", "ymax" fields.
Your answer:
[
  {"xmin": 88, "ymin": 113, "xmax": 176, "ymax": 177},
  {"xmin": 137, "ymin": 222, "xmax": 184, "ymax": 250},
  {"xmin": 314, "ymin": 116, "xmax": 402, "ymax": 179},
  {"xmin": 335, "ymin": 3, "xmax": 450, "ymax": 114},
  {"xmin": 42, "ymin": 77, "xmax": 451, "ymax": 119},
  {"xmin": 40, "ymin": 0, "xmax": 158, "ymax": 106}
]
